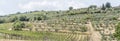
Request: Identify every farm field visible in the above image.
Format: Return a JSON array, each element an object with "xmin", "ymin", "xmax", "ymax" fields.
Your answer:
[{"xmin": 0, "ymin": 0, "xmax": 120, "ymax": 41}]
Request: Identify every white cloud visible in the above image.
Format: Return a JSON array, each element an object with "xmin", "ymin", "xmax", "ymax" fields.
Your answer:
[{"xmin": 18, "ymin": 0, "xmax": 88, "ymax": 11}]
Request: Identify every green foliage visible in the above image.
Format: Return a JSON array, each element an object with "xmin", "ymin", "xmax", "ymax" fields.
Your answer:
[
  {"xmin": 69, "ymin": 6, "xmax": 73, "ymax": 10},
  {"xmin": 34, "ymin": 16, "xmax": 42, "ymax": 21},
  {"xmin": 114, "ymin": 22, "xmax": 120, "ymax": 40},
  {"xmin": 33, "ymin": 15, "xmax": 47, "ymax": 21},
  {"xmin": 10, "ymin": 16, "xmax": 19, "ymax": 22},
  {"xmin": 105, "ymin": 2, "xmax": 111, "ymax": 8},
  {"xmin": 80, "ymin": 26, "xmax": 87, "ymax": 32},
  {"xmin": 112, "ymin": 17, "xmax": 117, "ymax": 20},
  {"xmin": 0, "ymin": 19, "xmax": 5, "ymax": 23},
  {"xmin": 101, "ymin": 4, "xmax": 106, "ymax": 10},
  {"xmin": 13, "ymin": 21, "xmax": 25, "ymax": 31},
  {"xmin": 89, "ymin": 5, "xmax": 97, "ymax": 9},
  {"xmin": 0, "ymin": 23, "xmax": 12, "ymax": 30},
  {"xmin": 19, "ymin": 15, "xmax": 29, "ymax": 21}
]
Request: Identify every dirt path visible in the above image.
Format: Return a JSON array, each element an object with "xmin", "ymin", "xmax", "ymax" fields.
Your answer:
[{"xmin": 86, "ymin": 21, "xmax": 102, "ymax": 41}]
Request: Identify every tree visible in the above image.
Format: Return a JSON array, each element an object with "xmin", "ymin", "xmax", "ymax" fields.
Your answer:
[
  {"xmin": 19, "ymin": 16, "xmax": 29, "ymax": 21},
  {"xmin": 114, "ymin": 22, "xmax": 120, "ymax": 40},
  {"xmin": 10, "ymin": 16, "xmax": 19, "ymax": 22},
  {"xmin": 80, "ymin": 26, "xmax": 87, "ymax": 32},
  {"xmin": 89, "ymin": 5, "xmax": 97, "ymax": 9},
  {"xmin": 37, "ymin": 16, "xmax": 42, "ymax": 20},
  {"xmin": 33, "ymin": 14, "xmax": 48, "ymax": 21},
  {"xmin": 69, "ymin": 6, "xmax": 73, "ymax": 10},
  {"xmin": 101, "ymin": 4, "xmax": 106, "ymax": 10},
  {"xmin": 16, "ymin": 12, "xmax": 21, "ymax": 14},
  {"xmin": 13, "ymin": 20, "xmax": 25, "ymax": 31},
  {"xmin": 0, "ymin": 19, "xmax": 5, "ymax": 23},
  {"xmin": 105, "ymin": 2, "xmax": 111, "ymax": 8}
]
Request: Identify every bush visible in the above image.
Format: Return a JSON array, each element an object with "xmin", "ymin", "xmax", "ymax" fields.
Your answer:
[
  {"xmin": 0, "ymin": 19, "xmax": 5, "ymax": 23},
  {"xmin": 112, "ymin": 17, "xmax": 117, "ymax": 20},
  {"xmin": 80, "ymin": 26, "xmax": 87, "ymax": 32},
  {"xmin": 114, "ymin": 22, "xmax": 120, "ymax": 40},
  {"xmin": 33, "ymin": 16, "xmax": 42, "ymax": 21},
  {"xmin": 19, "ymin": 16, "xmax": 29, "ymax": 21},
  {"xmin": 13, "ymin": 21, "xmax": 25, "ymax": 31},
  {"xmin": 33, "ymin": 15, "xmax": 48, "ymax": 21}
]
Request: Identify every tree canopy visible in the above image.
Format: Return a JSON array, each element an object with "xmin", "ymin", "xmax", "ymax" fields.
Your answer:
[
  {"xmin": 105, "ymin": 2, "xmax": 112, "ymax": 8},
  {"xmin": 13, "ymin": 20, "xmax": 25, "ymax": 31},
  {"xmin": 69, "ymin": 6, "xmax": 73, "ymax": 10},
  {"xmin": 101, "ymin": 4, "xmax": 106, "ymax": 10}
]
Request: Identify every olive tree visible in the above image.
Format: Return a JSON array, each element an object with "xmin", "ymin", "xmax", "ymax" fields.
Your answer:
[{"xmin": 13, "ymin": 21, "xmax": 25, "ymax": 30}]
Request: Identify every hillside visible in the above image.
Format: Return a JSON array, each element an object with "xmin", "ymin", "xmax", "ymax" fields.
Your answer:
[{"xmin": 0, "ymin": 5, "xmax": 120, "ymax": 41}]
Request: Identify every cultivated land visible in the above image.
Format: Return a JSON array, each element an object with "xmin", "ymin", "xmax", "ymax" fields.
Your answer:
[{"xmin": 0, "ymin": 3, "xmax": 120, "ymax": 41}]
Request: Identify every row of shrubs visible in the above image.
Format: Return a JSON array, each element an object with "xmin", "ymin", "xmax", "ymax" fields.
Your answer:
[{"xmin": 0, "ymin": 14, "xmax": 48, "ymax": 23}]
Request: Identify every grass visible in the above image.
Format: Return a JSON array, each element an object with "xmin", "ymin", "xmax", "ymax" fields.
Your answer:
[
  {"xmin": 0, "ymin": 23, "xmax": 12, "ymax": 30},
  {"xmin": 0, "ymin": 29, "xmax": 89, "ymax": 41},
  {"xmin": 0, "ymin": 30, "xmax": 68, "ymax": 41}
]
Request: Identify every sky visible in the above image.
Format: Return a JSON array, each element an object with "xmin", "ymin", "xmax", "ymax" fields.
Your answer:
[{"xmin": 0, "ymin": 0, "xmax": 120, "ymax": 15}]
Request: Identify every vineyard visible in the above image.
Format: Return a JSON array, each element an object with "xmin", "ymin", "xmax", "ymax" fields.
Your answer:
[
  {"xmin": 0, "ymin": 30, "xmax": 90, "ymax": 41},
  {"xmin": 0, "ymin": 3, "xmax": 120, "ymax": 41}
]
